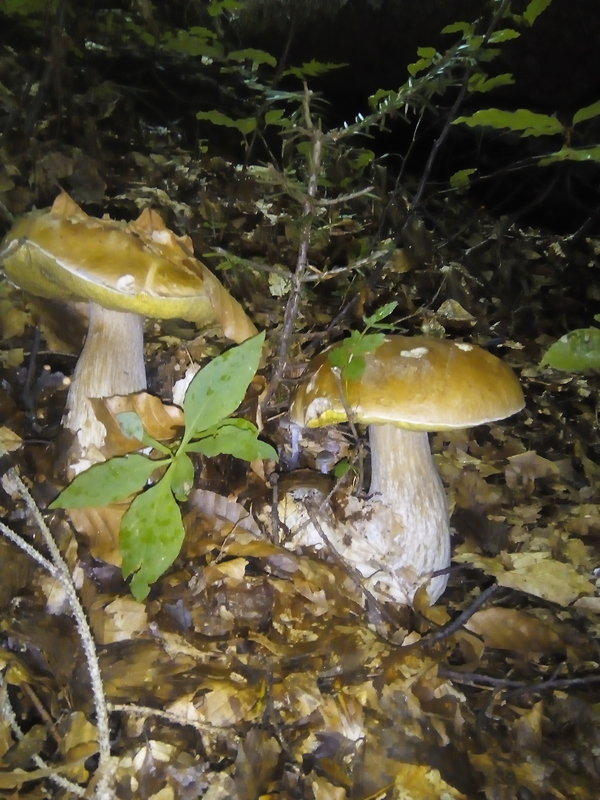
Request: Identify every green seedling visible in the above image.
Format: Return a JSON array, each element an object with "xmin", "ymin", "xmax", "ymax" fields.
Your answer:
[
  {"xmin": 327, "ymin": 301, "xmax": 398, "ymax": 380},
  {"xmin": 50, "ymin": 332, "xmax": 277, "ymax": 600}
]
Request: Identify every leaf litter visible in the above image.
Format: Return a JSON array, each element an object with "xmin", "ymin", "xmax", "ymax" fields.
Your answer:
[{"xmin": 0, "ymin": 30, "xmax": 599, "ymax": 800}]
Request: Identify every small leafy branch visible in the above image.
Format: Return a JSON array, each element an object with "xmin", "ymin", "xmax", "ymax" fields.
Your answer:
[
  {"xmin": 327, "ymin": 300, "xmax": 398, "ymax": 380},
  {"xmin": 51, "ymin": 332, "xmax": 277, "ymax": 600},
  {"xmin": 452, "ymin": 99, "xmax": 600, "ymax": 190}
]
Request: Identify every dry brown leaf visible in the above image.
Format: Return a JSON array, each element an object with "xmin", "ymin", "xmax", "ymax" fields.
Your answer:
[
  {"xmin": 454, "ymin": 550, "xmax": 594, "ymax": 606},
  {"xmin": 505, "ymin": 450, "xmax": 560, "ymax": 491},
  {"xmin": 0, "ymin": 426, "xmax": 22, "ymax": 454},
  {"xmin": 465, "ymin": 607, "xmax": 565, "ymax": 654},
  {"xmin": 60, "ymin": 711, "xmax": 98, "ymax": 782},
  {"xmin": 513, "ymin": 701, "xmax": 544, "ymax": 751},
  {"xmin": 68, "ymin": 502, "xmax": 128, "ymax": 564},
  {"xmin": 233, "ymin": 728, "xmax": 280, "ymax": 800},
  {"xmin": 187, "ymin": 488, "xmax": 262, "ymax": 538},
  {"xmin": 98, "ymin": 597, "xmax": 149, "ymax": 644},
  {"xmin": 93, "ymin": 391, "xmax": 184, "ymax": 457},
  {"xmin": 310, "ymin": 775, "xmax": 347, "ymax": 800},
  {"xmin": 393, "ymin": 762, "xmax": 466, "ymax": 799}
]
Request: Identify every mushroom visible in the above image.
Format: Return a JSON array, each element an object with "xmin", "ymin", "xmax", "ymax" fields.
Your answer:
[
  {"xmin": 287, "ymin": 335, "xmax": 524, "ymax": 605},
  {"xmin": 0, "ymin": 192, "xmax": 257, "ymax": 469}
]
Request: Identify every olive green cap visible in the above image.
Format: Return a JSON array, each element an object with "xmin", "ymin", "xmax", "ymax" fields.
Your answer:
[
  {"xmin": 0, "ymin": 192, "xmax": 257, "ymax": 343},
  {"xmin": 290, "ymin": 335, "xmax": 524, "ymax": 431}
]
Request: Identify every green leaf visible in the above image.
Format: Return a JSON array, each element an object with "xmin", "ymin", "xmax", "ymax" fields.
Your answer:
[
  {"xmin": 541, "ymin": 328, "xmax": 600, "ymax": 372},
  {"xmin": 228, "ymin": 48, "xmax": 277, "ymax": 68},
  {"xmin": 538, "ymin": 145, "xmax": 600, "ymax": 165},
  {"xmin": 572, "ymin": 100, "xmax": 600, "ymax": 126},
  {"xmin": 120, "ymin": 482, "xmax": 185, "ymax": 601},
  {"xmin": 450, "ymin": 167, "xmax": 477, "ymax": 189},
  {"xmin": 115, "ymin": 411, "xmax": 172, "ymax": 455},
  {"xmin": 49, "ymin": 454, "xmax": 166, "ymax": 509},
  {"xmin": 363, "ymin": 300, "xmax": 398, "ymax": 328},
  {"xmin": 208, "ymin": 0, "xmax": 243, "ymax": 16},
  {"xmin": 488, "ymin": 28, "xmax": 520, "ymax": 43},
  {"xmin": 468, "ymin": 72, "xmax": 514, "ymax": 93},
  {"xmin": 363, "ymin": 301, "xmax": 398, "ymax": 327},
  {"xmin": 3, "ymin": 0, "xmax": 60, "ymax": 16},
  {"xmin": 408, "ymin": 57, "xmax": 434, "ymax": 77},
  {"xmin": 333, "ymin": 459, "xmax": 352, "ymax": 479},
  {"xmin": 523, "ymin": 0, "xmax": 552, "ymax": 26},
  {"xmin": 441, "ymin": 21, "xmax": 473, "ymax": 36},
  {"xmin": 196, "ymin": 110, "xmax": 257, "ymax": 135},
  {"xmin": 182, "ymin": 332, "xmax": 265, "ymax": 441},
  {"xmin": 117, "ymin": 411, "xmax": 144, "ymax": 441},
  {"xmin": 328, "ymin": 332, "xmax": 386, "ymax": 381},
  {"xmin": 283, "ymin": 60, "xmax": 347, "ymax": 79},
  {"xmin": 453, "ymin": 108, "xmax": 565, "ymax": 137},
  {"xmin": 161, "ymin": 27, "xmax": 221, "ymax": 58},
  {"xmin": 168, "ymin": 453, "xmax": 195, "ymax": 502},
  {"xmin": 188, "ymin": 421, "xmax": 277, "ymax": 461},
  {"xmin": 264, "ymin": 108, "xmax": 290, "ymax": 128}
]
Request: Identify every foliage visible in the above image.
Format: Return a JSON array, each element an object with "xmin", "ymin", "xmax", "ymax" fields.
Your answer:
[
  {"xmin": 541, "ymin": 318, "xmax": 600, "ymax": 372},
  {"xmin": 327, "ymin": 301, "xmax": 398, "ymax": 380},
  {"xmin": 50, "ymin": 333, "xmax": 277, "ymax": 599},
  {"xmin": 2, "ymin": 0, "xmax": 60, "ymax": 17},
  {"xmin": 3, "ymin": 2, "xmax": 600, "ymax": 797},
  {"xmin": 452, "ymin": 100, "xmax": 600, "ymax": 185}
]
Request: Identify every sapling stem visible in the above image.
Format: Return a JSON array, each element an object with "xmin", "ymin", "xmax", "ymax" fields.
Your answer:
[{"xmin": 263, "ymin": 83, "xmax": 323, "ymax": 408}]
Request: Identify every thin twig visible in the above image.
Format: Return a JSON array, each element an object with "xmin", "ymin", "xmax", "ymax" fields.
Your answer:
[
  {"xmin": 425, "ymin": 584, "xmax": 500, "ymax": 645},
  {"xmin": 440, "ymin": 668, "xmax": 600, "ymax": 694},
  {"xmin": 0, "ymin": 462, "xmax": 112, "ymax": 797},
  {"xmin": 109, "ymin": 702, "xmax": 236, "ymax": 733},
  {"xmin": 262, "ymin": 83, "xmax": 323, "ymax": 409}
]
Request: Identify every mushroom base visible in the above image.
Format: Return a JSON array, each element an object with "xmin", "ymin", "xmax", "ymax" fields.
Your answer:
[
  {"xmin": 368, "ymin": 424, "xmax": 450, "ymax": 604},
  {"xmin": 280, "ymin": 424, "xmax": 451, "ymax": 607},
  {"xmin": 64, "ymin": 305, "xmax": 147, "ymax": 469}
]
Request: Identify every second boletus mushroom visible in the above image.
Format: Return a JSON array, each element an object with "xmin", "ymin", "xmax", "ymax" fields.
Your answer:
[
  {"xmin": 288, "ymin": 335, "xmax": 524, "ymax": 606},
  {"xmin": 0, "ymin": 192, "xmax": 257, "ymax": 470}
]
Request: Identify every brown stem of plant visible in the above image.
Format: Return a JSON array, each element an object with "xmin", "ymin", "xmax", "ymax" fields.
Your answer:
[{"xmin": 262, "ymin": 83, "xmax": 322, "ymax": 410}]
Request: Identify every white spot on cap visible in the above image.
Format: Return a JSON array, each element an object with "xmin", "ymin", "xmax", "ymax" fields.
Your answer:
[
  {"xmin": 399, "ymin": 347, "xmax": 429, "ymax": 359},
  {"xmin": 116, "ymin": 273, "xmax": 136, "ymax": 293},
  {"xmin": 455, "ymin": 342, "xmax": 474, "ymax": 351},
  {"xmin": 151, "ymin": 229, "xmax": 172, "ymax": 245}
]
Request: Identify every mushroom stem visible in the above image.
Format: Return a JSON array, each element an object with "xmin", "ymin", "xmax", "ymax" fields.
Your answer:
[
  {"xmin": 368, "ymin": 424, "xmax": 450, "ymax": 603},
  {"xmin": 64, "ymin": 304, "xmax": 146, "ymax": 460}
]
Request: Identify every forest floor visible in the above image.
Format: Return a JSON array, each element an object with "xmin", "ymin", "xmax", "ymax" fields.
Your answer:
[{"xmin": 1, "ymin": 20, "xmax": 600, "ymax": 799}]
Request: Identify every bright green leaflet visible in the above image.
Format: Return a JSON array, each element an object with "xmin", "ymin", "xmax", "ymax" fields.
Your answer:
[
  {"xmin": 120, "ymin": 481, "xmax": 185, "ymax": 601},
  {"xmin": 49, "ymin": 454, "xmax": 167, "ymax": 509},
  {"xmin": 182, "ymin": 331, "xmax": 265, "ymax": 444},
  {"xmin": 327, "ymin": 301, "xmax": 397, "ymax": 380}
]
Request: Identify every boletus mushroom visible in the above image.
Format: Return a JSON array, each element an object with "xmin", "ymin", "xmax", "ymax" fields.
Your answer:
[
  {"xmin": 0, "ymin": 192, "xmax": 257, "ymax": 470},
  {"xmin": 287, "ymin": 335, "xmax": 524, "ymax": 606}
]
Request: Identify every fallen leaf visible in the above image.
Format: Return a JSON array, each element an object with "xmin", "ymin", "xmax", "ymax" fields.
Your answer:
[{"xmin": 465, "ymin": 607, "xmax": 565, "ymax": 654}]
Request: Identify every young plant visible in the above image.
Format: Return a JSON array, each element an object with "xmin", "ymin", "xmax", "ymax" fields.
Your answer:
[
  {"xmin": 327, "ymin": 301, "xmax": 398, "ymax": 380},
  {"xmin": 50, "ymin": 332, "xmax": 276, "ymax": 600}
]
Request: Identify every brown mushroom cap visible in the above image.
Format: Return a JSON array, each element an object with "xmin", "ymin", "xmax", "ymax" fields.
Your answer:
[
  {"xmin": 0, "ymin": 192, "xmax": 256, "ymax": 343},
  {"xmin": 290, "ymin": 335, "xmax": 524, "ymax": 431}
]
